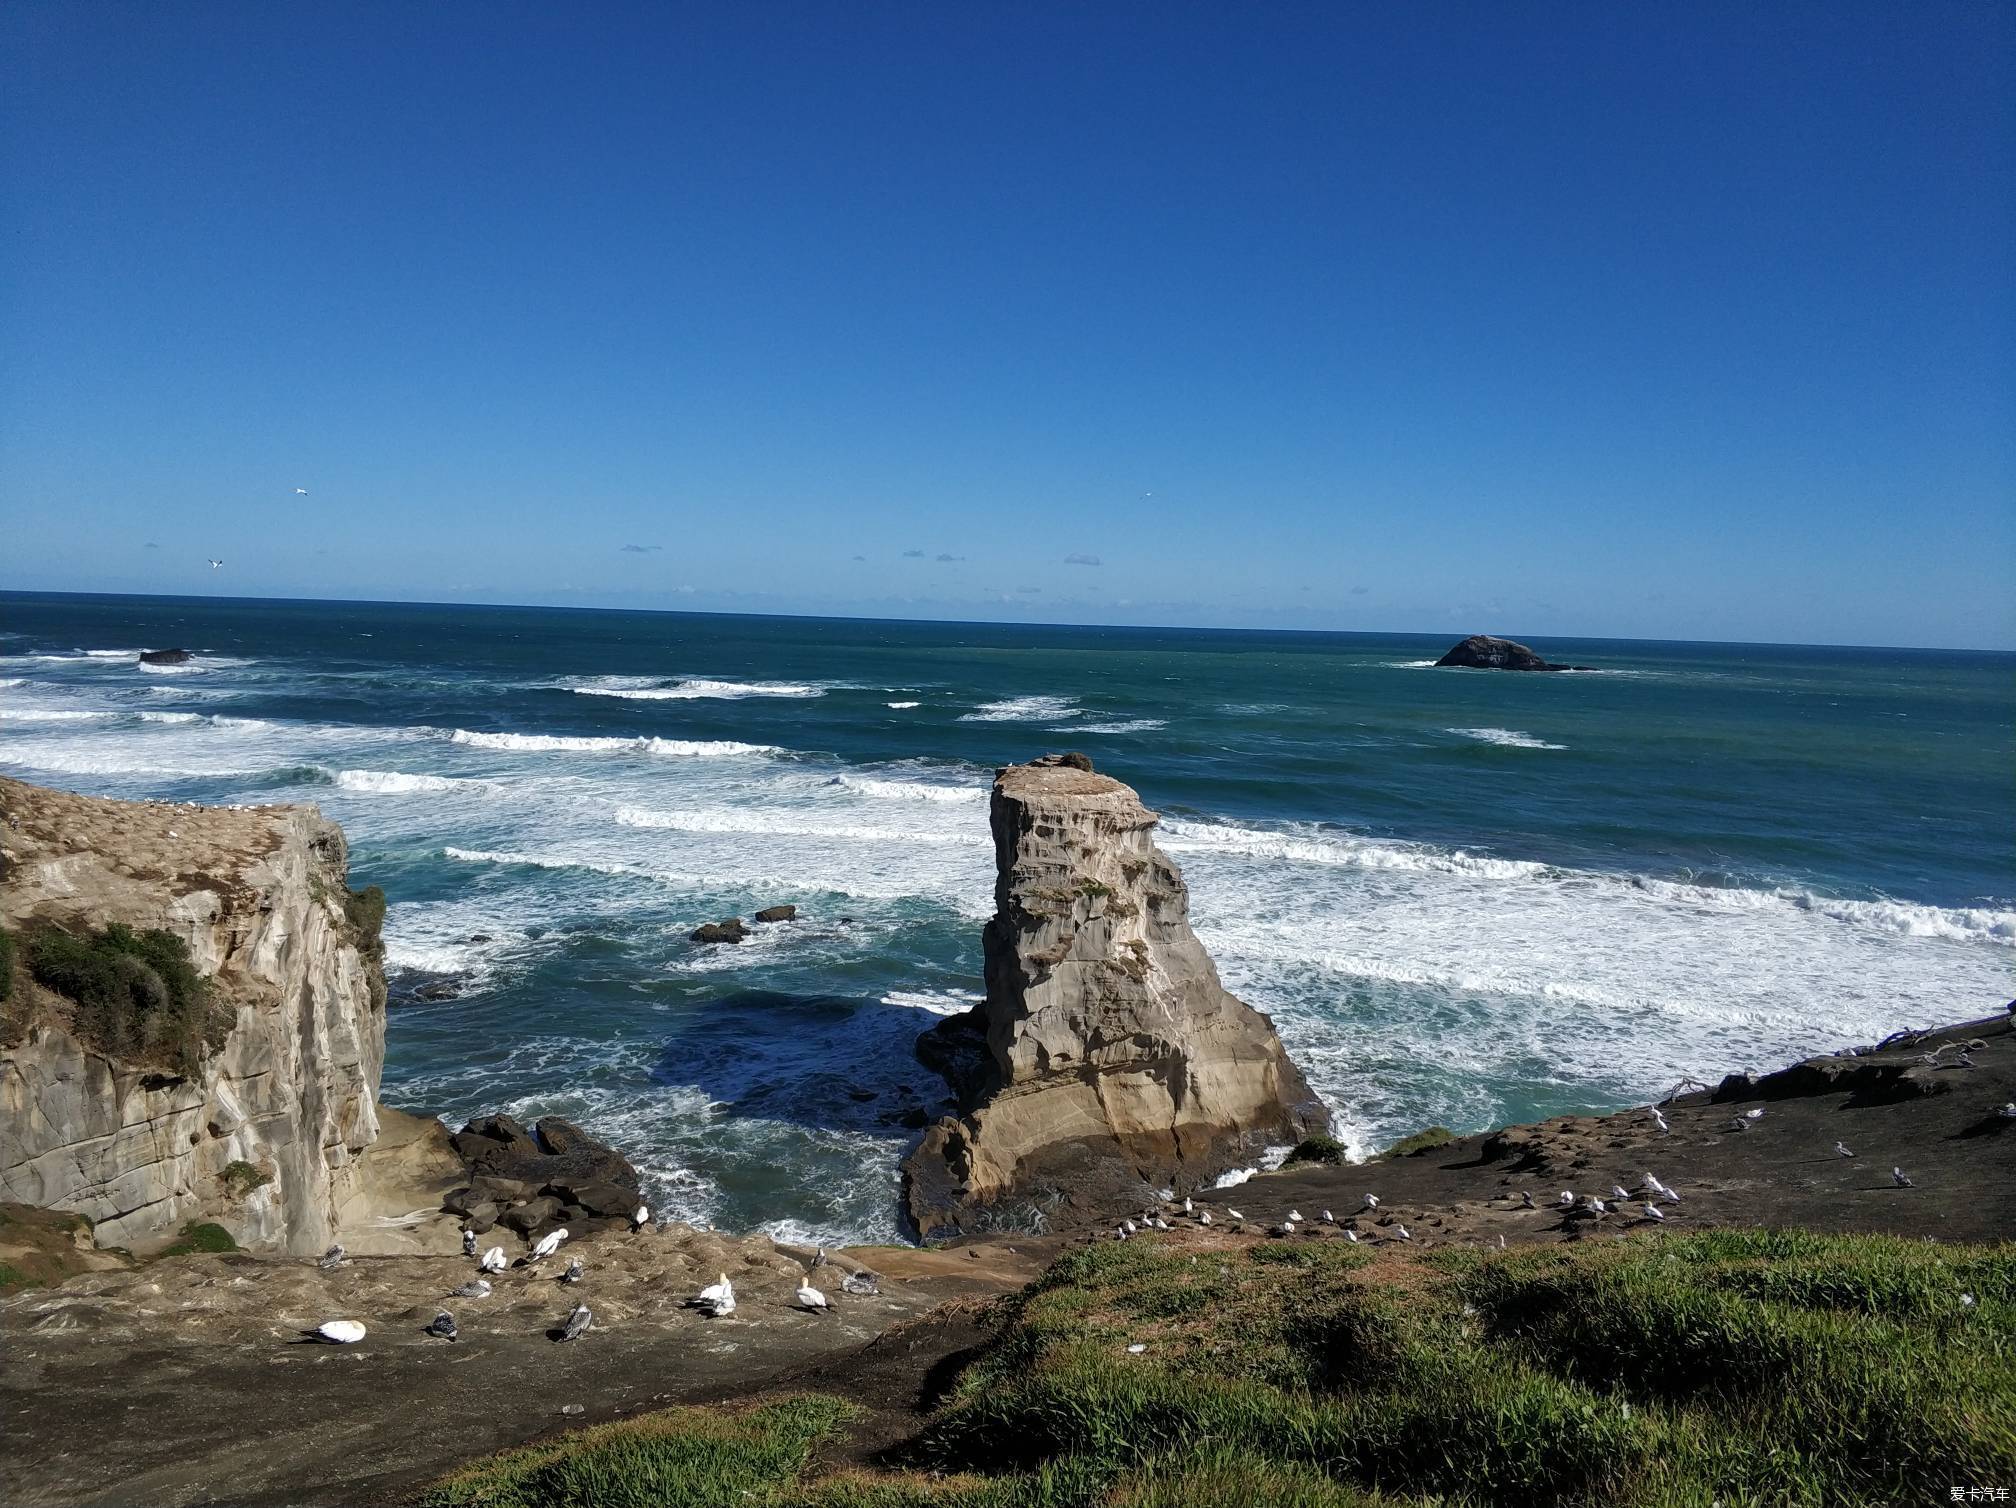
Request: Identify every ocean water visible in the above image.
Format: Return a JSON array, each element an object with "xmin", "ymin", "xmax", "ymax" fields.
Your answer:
[{"xmin": 3, "ymin": 592, "xmax": 2011, "ymax": 1245}]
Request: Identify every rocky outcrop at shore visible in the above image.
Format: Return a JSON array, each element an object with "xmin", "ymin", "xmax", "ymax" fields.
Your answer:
[
  {"xmin": 0, "ymin": 777, "xmax": 387, "ymax": 1254},
  {"xmin": 1434, "ymin": 634, "xmax": 1591, "ymax": 671},
  {"xmin": 137, "ymin": 648, "xmax": 192, "ymax": 665},
  {"xmin": 903, "ymin": 754, "xmax": 1328, "ymax": 1235}
]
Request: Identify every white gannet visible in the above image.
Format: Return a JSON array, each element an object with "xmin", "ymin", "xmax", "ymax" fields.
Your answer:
[
  {"xmin": 294, "ymin": 487, "xmax": 309, "ymax": 495},
  {"xmin": 1497, "ymin": 1234, "xmax": 1506, "ymax": 1249},
  {"xmin": 1834, "ymin": 1142, "xmax": 1855, "ymax": 1159},
  {"xmin": 317, "ymin": 1244, "xmax": 347, "ymax": 1271},
  {"xmin": 632, "ymin": 1204, "xmax": 650, "ymax": 1230},
  {"xmin": 2000, "ymin": 1103, "xmax": 2016, "ymax": 1120},
  {"xmin": 1226, "ymin": 1207, "xmax": 1245, "ymax": 1222},
  {"xmin": 208, "ymin": 559, "xmax": 224, "ymax": 570},
  {"xmin": 1892, "ymin": 1167, "xmax": 1914, "ymax": 1187},
  {"xmin": 558, "ymin": 1303, "xmax": 591, "ymax": 1341},
  {"xmin": 1610, "ymin": 1185, "xmax": 1632, "ymax": 1202},
  {"xmin": 1649, "ymin": 1107, "xmax": 1669, "ymax": 1133},
  {"xmin": 479, "ymin": 1245, "xmax": 506, "ymax": 1273},
  {"xmin": 1287, "ymin": 1210, "xmax": 1304, "ymax": 1224},
  {"xmin": 796, "ymin": 1279, "xmax": 833, "ymax": 1315},
  {"xmin": 530, "ymin": 1228, "xmax": 569, "ymax": 1262},
  {"xmin": 1121, "ymin": 1220, "xmax": 1137, "ymax": 1235},
  {"xmin": 1392, "ymin": 1224, "xmax": 1412, "ymax": 1242},
  {"xmin": 312, "ymin": 1319, "xmax": 366, "ymax": 1344},
  {"xmin": 693, "ymin": 1273, "xmax": 735, "ymax": 1317},
  {"xmin": 1361, "ymin": 1194, "xmax": 1380, "ymax": 1211},
  {"xmin": 1743, "ymin": 1108, "xmax": 1765, "ymax": 1120},
  {"xmin": 462, "ymin": 1229, "xmax": 477, "ymax": 1257},
  {"xmin": 449, "ymin": 1278, "xmax": 491, "ymax": 1299},
  {"xmin": 425, "ymin": 1311, "xmax": 457, "ymax": 1341},
  {"xmin": 1182, "ymin": 1196, "xmax": 1194, "ymax": 1215},
  {"xmin": 1642, "ymin": 1203, "xmax": 1665, "ymax": 1221},
  {"xmin": 1344, "ymin": 1229, "xmax": 1360, "ymax": 1243},
  {"xmin": 1321, "ymin": 1209, "xmax": 1335, "ymax": 1224},
  {"xmin": 1559, "ymin": 1191, "xmax": 1576, "ymax": 1208},
  {"xmin": 1197, "ymin": 1210, "xmax": 1213, "ymax": 1227}
]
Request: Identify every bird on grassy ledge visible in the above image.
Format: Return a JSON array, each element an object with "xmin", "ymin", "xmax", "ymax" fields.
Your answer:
[
  {"xmin": 1287, "ymin": 1210, "xmax": 1304, "ymax": 1224},
  {"xmin": 558, "ymin": 1303, "xmax": 591, "ymax": 1341},
  {"xmin": 1642, "ymin": 1203, "xmax": 1666, "ymax": 1222},
  {"xmin": 425, "ymin": 1311, "xmax": 458, "ymax": 1341},
  {"xmin": 1344, "ymin": 1230, "xmax": 1360, "ymax": 1244},
  {"xmin": 317, "ymin": 1244, "xmax": 347, "ymax": 1271},
  {"xmin": 310, "ymin": 1320, "xmax": 366, "ymax": 1344},
  {"xmin": 796, "ymin": 1279, "xmax": 834, "ymax": 1316},
  {"xmin": 1391, "ymin": 1225, "xmax": 1412, "ymax": 1243}
]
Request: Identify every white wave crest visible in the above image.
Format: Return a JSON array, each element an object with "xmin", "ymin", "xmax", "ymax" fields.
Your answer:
[
  {"xmin": 615, "ymin": 803, "xmax": 988, "ymax": 847},
  {"xmin": 833, "ymin": 774, "xmax": 986, "ymax": 804},
  {"xmin": 886, "ymin": 701, "xmax": 921, "ymax": 709},
  {"xmin": 138, "ymin": 660, "xmax": 204, "ymax": 675},
  {"xmin": 881, "ymin": 989, "xmax": 982, "ymax": 1017},
  {"xmin": 569, "ymin": 677, "xmax": 823, "ymax": 701},
  {"xmin": 0, "ymin": 678, "xmax": 23, "ymax": 688},
  {"xmin": 0, "ymin": 708, "xmax": 112, "ymax": 722},
  {"xmin": 1449, "ymin": 727, "xmax": 1565, "ymax": 750},
  {"xmin": 958, "ymin": 695, "xmax": 1081, "ymax": 722},
  {"xmin": 1160, "ymin": 819, "xmax": 1550, "ymax": 881},
  {"xmin": 1064, "ymin": 718, "xmax": 1168, "ymax": 734},
  {"xmin": 335, "ymin": 768, "xmax": 468, "ymax": 794},
  {"xmin": 448, "ymin": 729, "xmax": 779, "ymax": 757}
]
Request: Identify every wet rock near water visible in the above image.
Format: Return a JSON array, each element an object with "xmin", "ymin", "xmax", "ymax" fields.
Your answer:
[
  {"xmin": 137, "ymin": 647, "xmax": 193, "ymax": 665},
  {"xmin": 1433, "ymin": 634, "xmax": 1592, "ymax": 672},
  {"xmin": 444, "ymin": 1115, "xmax": 643, "ymax": 1240},
  {"xmin": 690, "ymin": 918, "xmax": 749, "ymax": 945}
]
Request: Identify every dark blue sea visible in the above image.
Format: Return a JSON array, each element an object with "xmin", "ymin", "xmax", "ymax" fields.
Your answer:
[{"xmin": 3, "ymin": 592, "xmax": 2010, "ymax": 1243}]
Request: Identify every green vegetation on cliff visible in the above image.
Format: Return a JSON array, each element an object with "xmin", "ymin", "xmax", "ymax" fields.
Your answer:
[
  {"xmin": 23, "ymin": 922, "xmax": 218, "ymax": 1074},
  {"xmin": 419, "ymin": 1229, "xmax": 2014, "ymax": 1507}
]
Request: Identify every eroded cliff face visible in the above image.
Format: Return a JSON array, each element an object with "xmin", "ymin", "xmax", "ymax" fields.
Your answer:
[
  {"xmin": 0, "ymin": 776, "xmax": 385, "ymax": 1253},
  {"xmin": 904, "ymin": 755, "xmax": 1328, "ymax": 1234}
]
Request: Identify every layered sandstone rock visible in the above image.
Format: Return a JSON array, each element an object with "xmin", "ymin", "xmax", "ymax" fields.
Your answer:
[
  {"xmin": 0, "ymin": 776, "xmax": 385, "ymax": 1253},
  {"xmin": 904, "ymin": 754, "xmax": 1328, "ymax": 1234}
]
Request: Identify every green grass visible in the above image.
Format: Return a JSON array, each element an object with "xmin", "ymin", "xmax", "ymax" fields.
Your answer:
[
  {"xmin": 0, "ymin": 1261, "xmax": 36, "ymax": 1293},
  {"xmin": 1283, "ymin": 1133, "xmax": 1350, "ymax": 1166},
  {"xmin": 418, "ymin": 1231, "xmax": 2015, "ymax": 1508},
  {"xmin": 1383, "ymin": 1125, "xmax": 1455, "ymax": 1158},
  {"xmin": 23, "ymin": 921, "xmax": 213, "ymax": 1073},
  {"xmin": 419, "ymin": 1395, "xmax": 857, "ymax": 1508},
  {"xmin": 158, "ymin": 1221, "xmax": 238, "ymax": 1258},
  {"xmin": 221, "ymin": 1160, "xmax": 271, "ymax": 1196}
]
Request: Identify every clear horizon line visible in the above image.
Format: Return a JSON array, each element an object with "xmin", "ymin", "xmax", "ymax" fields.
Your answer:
[{"xmin": 1, "ymin": 585, "xmax": 2009, "ymax": 657}]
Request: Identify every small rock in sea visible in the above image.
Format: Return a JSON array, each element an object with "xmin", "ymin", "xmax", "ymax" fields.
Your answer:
[
  {"xmin": 753, "ymin": 905, "xmax": 797, "ymax": 924},
  {"xmin": 465, "ymin": 933, "xmax": 493, "ymax": 944},
  {"xmin": 138, "ymin": 648, "xmax": 193, "ymax": 665},
  {"xmin": 689, "ymin": 919, "xmax": 749, "ymax": 945}
]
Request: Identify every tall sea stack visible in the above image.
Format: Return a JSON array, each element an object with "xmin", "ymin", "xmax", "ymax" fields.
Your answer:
[{"xmin": 904, "ymin": 754, "xmax": 1328, "ymax": 1235}]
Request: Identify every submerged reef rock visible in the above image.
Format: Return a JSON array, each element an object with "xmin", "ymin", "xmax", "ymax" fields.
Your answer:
[
  {"xmin": 1433, "ymin": 634, "xmax": 1590, "ymax": 671},
  {"xmin": 0, "ymin": 776, "xmax": 386, "ymax": 1253},
  {"xmin": 136, "ymin": 648, "xmax": 192, "ymax": 665},
  {"xmin": 904, "ymin": 754, "xmax": 1328, "ymax": 1236}
]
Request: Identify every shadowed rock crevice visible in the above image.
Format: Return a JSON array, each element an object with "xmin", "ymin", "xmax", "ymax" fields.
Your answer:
[{"xmin": 903, "ymin": 755, "xmax": 1328, "ymax": 1236}]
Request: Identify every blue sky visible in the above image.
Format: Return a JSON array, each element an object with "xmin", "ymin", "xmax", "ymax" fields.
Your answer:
[{"xmin": 3, "ymin": 2, "xmax": 2010, "ymax": 648}]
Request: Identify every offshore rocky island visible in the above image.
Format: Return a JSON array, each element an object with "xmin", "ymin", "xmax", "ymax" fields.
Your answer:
[{"xmin": 1, "ymin": 763, "xmax": 2011, "ymax": 1506}]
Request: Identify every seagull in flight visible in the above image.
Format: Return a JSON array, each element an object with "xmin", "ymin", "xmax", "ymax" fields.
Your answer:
[
  {"xmin": 294, "ymin": 487, "xmax": 308, "ymax": 495},
  {"xmin": 207, "ymin": 558, "xmax": 224, "ymax": 570}
]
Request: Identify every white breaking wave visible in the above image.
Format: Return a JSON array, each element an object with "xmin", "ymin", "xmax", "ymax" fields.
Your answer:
[
  {"xmin": 1449, "ymin": 727, "xmax": 1566, "ymax": 750},
  {"xmin": 881, "ymin": 989, "xmax": 982, "ymax": 1017},
  {"xmin": 448, "ymin": 729, "xmax": 780, "ymax": 757},
  {"xmin": 1161, "ymin": 819, "xmax": 1550, "ymax": 881},
  {"xmin": 0, "ymin": 678, "xmax": 23, "ymax": 688},
  {"xmin": 1387, "ymin": 659, "xmax": 1439, "ymax": 669},
  {"xmin": 335, "ymin": 769, "xmax": 469, "ymax": 794},
  {"xmin": 0, "ymin": 708, "xmax": 112, "ymax": 722},
  {"xmin": 568, "ymin": 676, "xmax": 823, "ymax": 701},
  {"xmin": 614, "ymin": 802, "xmax": 989, "ymax": 847},
  {"xmin": 886, "ymin": 700, "xmax": 921, "ymax": 709},
  {"xmin": 959, "ymin": 695, "xmax": 1081, "ymax": 722},
  {"xmin": 833, "ymin": 774, "xmax": 986, "ymax": 804},
  {"xmin": 138, "ymin": 660, "xmax": 204, "ymax": 675},
  {"xmin": 1065, "ymin": 718, "xmax": 1168, "ymax": 734}
]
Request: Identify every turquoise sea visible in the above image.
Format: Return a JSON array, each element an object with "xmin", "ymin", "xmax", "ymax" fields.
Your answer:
[{"xmin": 3, "ymin": 592, "xmax": 2010, "ymax": 1243}]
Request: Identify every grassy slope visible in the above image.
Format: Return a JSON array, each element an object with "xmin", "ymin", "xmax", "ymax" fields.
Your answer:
[{"xmin": 419, "ymin": 1230, "xmax": 2014, "ymax": 1508}]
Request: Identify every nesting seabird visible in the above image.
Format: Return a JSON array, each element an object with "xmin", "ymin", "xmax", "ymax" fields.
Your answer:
[
  {"xmin": 1642, "ymin": 1203, "xmax": 1665, "ymax": 1222},
  {"xmin": 1558, "ymin": 1191, "xmax": 1576, "ymax": 1208},
  {"xmin": 1892, "ymin": 1167, "xmax": 1915, "ymax": 1188},
  {"xmin": 1361, "ymin": 1194, "xmax": 1380, "ymax": 1211},
  {"xmin": 425, "ymin": 1311, "xmax": 458, "ymax": 1341},
  {"xmin": 693, "ymin": 1273, "xmax": 735, "ymax": 1317},
  {"xmin": 1197, "ymin": 1210, "xmax": 1213, "ymax": 1227},
  {"xmin": 449, "ymin": 1278, "xmax": 492, "ymax": 1299},
  {"xmin": 1181, "ymin": 1196, "xmax": 1194, "ymax": 1215},
  {"xmin": 1834, "ymin": 1142, "xmax": 1855, "ymax": 1159},
  {"xmin": 560, "ymin": 1257, "xmax": 585, "ymax": 1284},
  {"xmin": 1518, "ymin": 1191, "xmax": 1536, "ymax": 1210},
  {"xmin": 632, "ymin": 1204, "xmax": 650, "ymax": 1230},
  {"xmin": 317, "ymin": 1244, "xmax": 347, "ymax": 1271},
  {"xmin": 530, "ymin": 1228, "xmax": 569, "ymax": 1262},
  {"xmin": 796, "ymin": 1279, "xmax": 833, "ymax": 1315},
  {"xmin": 1226, "ymin": 1207, "xmax": 1245, "ymax": 1223},
  {"xmin": 1344, "ymin": 1229, "xmax": 1360, "ymax": 1243},
  {"xmin": 311, "ymin": 1319, "xmax": 366, "ymax": 1344},
  {"xmin": 479, "ymin": 1245, "xmax": 507, "ymax": 1273},
  {"xmin": 1287, "ymin": 1210, "xmax": 1304, "ymax": 1224},
  {"xmin": 1392, "ymin": 1224, "xmax": 1412, "ymax": 1242},
  {"xmin": 841, "ymin": 1270, "xmax": 880, "ymax": 1297},
  {"xmin": 462, "ymin": 1229, "xmax": 478, "ymax": 1257},
  {"xmin": 811, "ymin": 1247, "xmax": 829, "ymax": 1268},
  {"xmin": 558, "ymin": 1303, "xmax": 591, "ymax": 1341},
  {"xmin": 1610, "ymin": 1185, "xmax": 1632, "ymax": 1202}
]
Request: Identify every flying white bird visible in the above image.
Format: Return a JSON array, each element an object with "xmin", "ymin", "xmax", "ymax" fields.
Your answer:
[
  {"xmin": 558, "ymin": 1303, "xmax": 591, "ymax": 1341},
  {"xmin": 1643, "ymin": 1203, "xmax": 1665, "ymax": 1222},
  {"xmin": 632, "ymin": 1205, "xmax": 650, "ymax": 1230},
  {"xmin": 796, "ymin": 1279, "xmax": 833, "ymax": 1315},
  {"xmin": 479, "ymin": 1246, "xmax": 506, "ymax": 1273},
  {"xmin": 530, "ymin": 1228, "xmax": 569, "ymax": 1262},
  {"xmin": 208, "ymin": 559, "xmax": 224, "ymax": 570},
  {"xmin": 1892, "ymin": 1167, "xmax": 1914, "ymax": 1188},
  {"xmin": 449, "ymin": 1278, "xmax": 491, "ymax": 1299},
  {"xmin": 462, "ymin": 1229, "xmax": 477, "ymax": 1257},
  {"xmin": 1834, "ymin": 1142, "xmax": 1855, "ymax": 1159},
  {"xmin": 312, "ymin": 1319, "xmax": 366, "ymax": 1344},
  {"xmin": 294, "ymin": 488, "xmax": 308, "ymax": 495}
]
